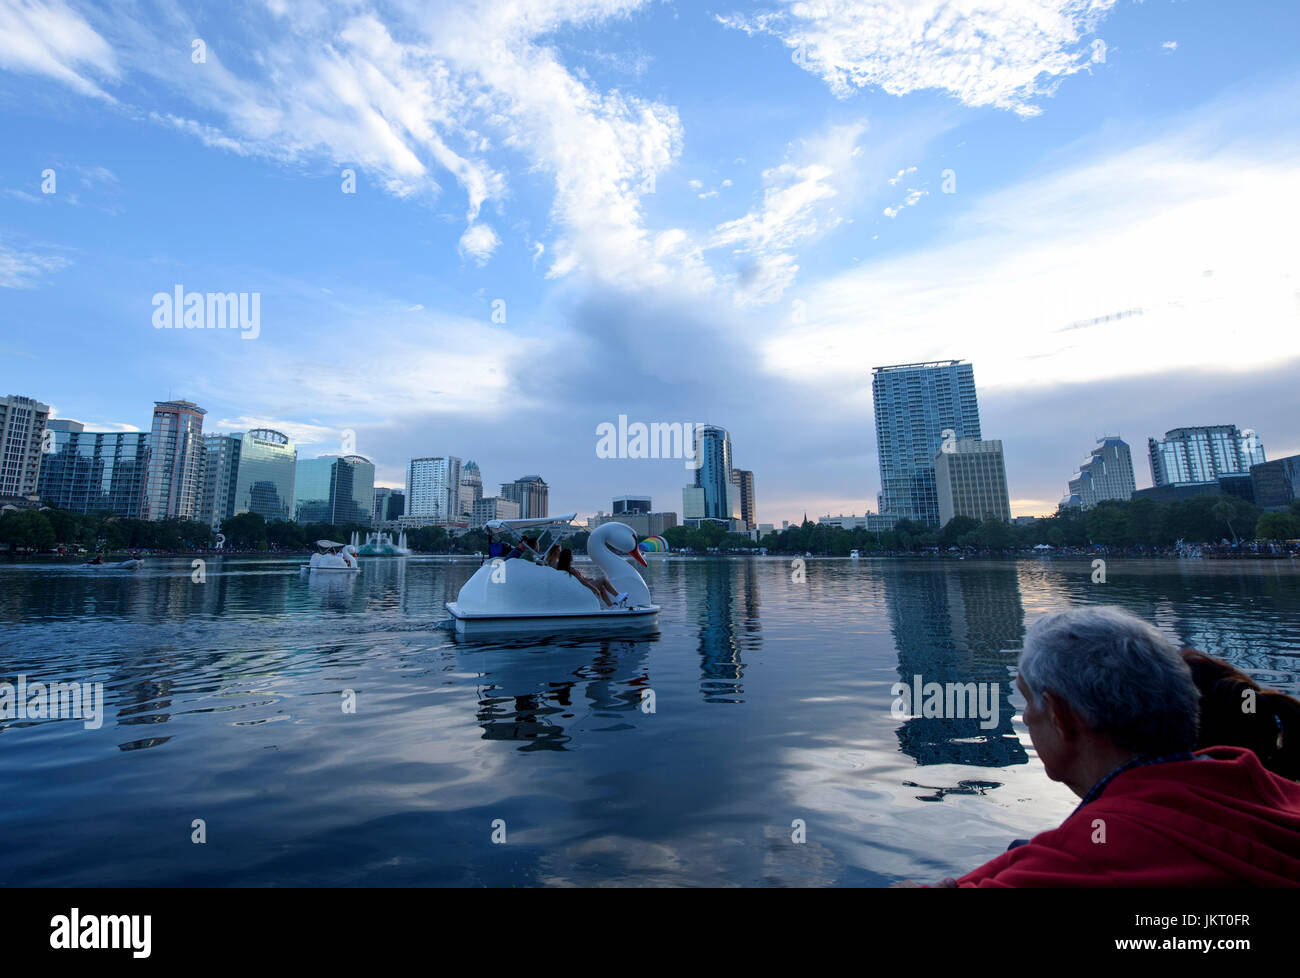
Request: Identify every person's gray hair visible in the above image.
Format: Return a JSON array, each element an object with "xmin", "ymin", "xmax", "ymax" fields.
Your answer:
[{"xmin": 1018, "ymin": 605, "xmax": 1199, "ymax": 755}]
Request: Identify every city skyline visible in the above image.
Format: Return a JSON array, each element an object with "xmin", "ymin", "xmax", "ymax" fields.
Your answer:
[{"xmin": 2, "ymin": 1, "xmax": 1298, "ymax": 524}]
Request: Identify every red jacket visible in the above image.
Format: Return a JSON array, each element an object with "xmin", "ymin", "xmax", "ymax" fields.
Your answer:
[{"xmin": 956, "ymin": 747, "xmax": 1300, "ymax": 887}]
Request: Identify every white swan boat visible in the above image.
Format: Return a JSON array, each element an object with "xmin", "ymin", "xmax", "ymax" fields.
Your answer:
[
  {"xmin": 302, "ymin": 540, "xmax": 361, "ymax": 572},
  {"xmin": 445, "ymin": 514, "xmax": 659, "ymax": 635}
]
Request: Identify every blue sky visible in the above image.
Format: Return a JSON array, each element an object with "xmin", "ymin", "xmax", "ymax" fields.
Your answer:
[{"xmin": 2, "ymin": 0, "xmax": 1298, "ymax": 523}]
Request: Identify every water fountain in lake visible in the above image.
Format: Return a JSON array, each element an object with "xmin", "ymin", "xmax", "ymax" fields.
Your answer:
[{"xmin": 350, "ymin": 530, "xmax": 411, "ymax": 556}]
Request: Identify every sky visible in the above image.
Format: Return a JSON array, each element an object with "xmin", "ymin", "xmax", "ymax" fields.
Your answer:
[{"xmin": 1, "ymin": 0, "xmax": 1298, "ymax": 524}]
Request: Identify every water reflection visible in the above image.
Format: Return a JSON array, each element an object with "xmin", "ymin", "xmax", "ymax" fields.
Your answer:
[
  {"xmin": 881, "ymin": 563, "xmax": 1028, "ymax": 768},
  {"xmin": 471, "ymin": 638, "xmax": 654, "ymax": 750}
]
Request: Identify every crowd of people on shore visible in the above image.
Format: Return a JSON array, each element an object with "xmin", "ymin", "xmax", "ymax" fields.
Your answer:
[{"xmin": 894, "ymin": 606, "xmax": 1300, "ymax": 887}]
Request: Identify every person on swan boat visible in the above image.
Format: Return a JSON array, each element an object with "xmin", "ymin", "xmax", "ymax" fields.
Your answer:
[{"xmin": 557, "ymin": 547, "xmax": 621, "ymax": 607}]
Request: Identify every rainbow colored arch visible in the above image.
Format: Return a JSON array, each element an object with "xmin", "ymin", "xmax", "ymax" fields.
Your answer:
[{"xmin": 638, "ymin": 536, "xmax": 670, "ymax": 553}]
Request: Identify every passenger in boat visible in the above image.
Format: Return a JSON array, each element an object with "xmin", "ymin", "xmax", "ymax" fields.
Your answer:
[
  {"xmin": 557, "ymin": 548, "xmax": 619, "ymax": 607},
  {"xmin": 506, "ymin": 536, "xmax": 541, "ymax": 562},
  {"xmin": 1181, "ymin": 648, "xmax": 1299, "ymax": 781},
  {"xmin": 544, "ymin": 544, "xmax": 561, "ymax": 568},
  {"xmin": 896, "ymin": 606, "xmax": 1300, "ymax": 887}
]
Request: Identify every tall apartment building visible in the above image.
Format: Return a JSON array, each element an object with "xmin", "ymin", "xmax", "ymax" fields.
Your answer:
[
  {"xmin": 233, "ymin": 428, "xmax": 296, "ymax": 521},
  {"xmin": 37, "ymin": 419, "xmax": 150, "ymax": 517},
  {"xmin": 407, "ymin": 456, "xmax": 463, "ymax": 521},
  {"xmin": 500, "ymin": 474, "xmax": 548, "ymax": 519},
  {"xmin": 613, "ymin": 496, "xmax": 652, "ymax": 515},
  {"xmin": 872, "ymin": 361, "xmax": 981, "ymax": 526},
  {"xmin": 200, "ymin": 434, "xmax": 242, "ymax": 528},
  {"xmin": 1149, "ymin": 425, "xmax": 1265, "ymax": 487},
  {"xmin": 0, "ymin": 394, "xmax": 51, "ymax": 498},
  {"xmin": 729, "ymin": 468, "xmax": 757, "ymax": 530},
  {"xmin": 142, "ymin": 399, "xmax": 207, "ymax": 521},
  {"xmin": 1064, "ymin": 436, "xmax": 1136, "ymax": 510},
  {"xmin": 459, "ymin": 460, "xmax": 483, "ymax": 518},
  {"xmin": 934, "ymin": 438, "xmax": 1012, "ymax": 525}
]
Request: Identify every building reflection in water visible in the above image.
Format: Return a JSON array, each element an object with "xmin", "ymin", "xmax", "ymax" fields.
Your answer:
[
  {"xmin": 471, "ymin": 638, "xmax": 654, "ymax": 751},
  {"xmin": 881, "ymin": 563, "xmax": 1028, "ymax": 768},
  {"xmin": 694, "ymin": 558, "xmax": 761, "ymax": 704}
]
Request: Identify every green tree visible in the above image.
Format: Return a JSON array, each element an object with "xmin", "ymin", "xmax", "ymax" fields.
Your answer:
[{"xmin": 1256, "ymin": 511, "xmax": 1300, "ymax": 541}]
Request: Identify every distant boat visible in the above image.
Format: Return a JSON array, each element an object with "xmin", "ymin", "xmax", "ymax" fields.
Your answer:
[{"xmin": 849, "ymin": 550, "xmax": 860, "ymax": 560}]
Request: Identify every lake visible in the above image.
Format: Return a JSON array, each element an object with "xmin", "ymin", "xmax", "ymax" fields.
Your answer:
[{"xmin": 1, "ymin": 555, "xmax": 1297, "ymax": 886}]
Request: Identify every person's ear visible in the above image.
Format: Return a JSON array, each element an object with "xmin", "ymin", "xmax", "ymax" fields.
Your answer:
[{"xmin": 1041, "ymin": 690, "xmax": 1080, "ymax": 742}]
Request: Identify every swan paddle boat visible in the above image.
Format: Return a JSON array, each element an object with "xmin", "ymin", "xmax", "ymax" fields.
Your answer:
[
  {"xmin": 302, "ymin": 540, "xmax": 361, "ymax": 572},
  {"xmin": 446, "ymin": 513, "xmax": 659, "ymax": 635}
]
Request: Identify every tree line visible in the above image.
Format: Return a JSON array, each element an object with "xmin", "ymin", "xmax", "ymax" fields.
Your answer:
[{"xmin": 663, "ymin": 495, "xmax": 1300, "ymax": 556}]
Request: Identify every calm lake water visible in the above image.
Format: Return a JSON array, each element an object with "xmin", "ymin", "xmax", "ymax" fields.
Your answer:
[{"xmin": 1, "ymin": 555, "xmax": 1297, "ymax": 887}]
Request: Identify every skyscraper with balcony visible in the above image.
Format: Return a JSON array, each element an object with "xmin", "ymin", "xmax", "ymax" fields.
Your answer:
[
  {"xmin": 459, "ymin": 460, "xmax": 483, "ymax": 518},
  {"xmin": 233, "ymin": 428, "xmax": 296, "ymax": 521},
  {"xmin": 1148, "ymin": 425, "xmax": 1266, "ymax": 487},
  {"xmin": 872, "ymin": 361, "xmax": 981, "ymax": 526},
  {"xmin": 38, "ymin": 419, "xmax": 150, "ymax": 517},
  {"xmin": 500, "ymin": 475, "xmax": 549, "ymax": 519},
  {"xmin": 407, "ymin": 456, "xmax": 463, "ymax": 522},
  {"xmin": 1063, "ymin": 436, "xmax": 1136, "ymax": 510},
  {"xmin": 0, "ymin": 394, "xmax": 50, "ymax": 498},
  {"xmin": 143, "ymin": 399, "xmax": 206, "ymax": 520}
]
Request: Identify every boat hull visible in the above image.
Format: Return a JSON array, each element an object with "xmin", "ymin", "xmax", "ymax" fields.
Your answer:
[{"xmin": 445, "ymin": 601, "xmax": 659, "ymax": 636}]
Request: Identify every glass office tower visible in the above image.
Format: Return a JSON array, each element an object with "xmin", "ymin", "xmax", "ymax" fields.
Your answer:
[
  {"xmin": 233, "ymin": 428, "xmax": 296, "ymax": 521},
  {"xmin": 294, "ymin": 455, "xmax": 374, "ymax": 525},
  {"xmin": 872, "ymin": 361, "xmax": 981, "ymax": 526},
  {"xmin": 692, "ymin": 426, "xmax": 734, "ymax": 522},
  {"xmin": 37, "ymin": 419, "xmax": 150, "ymax": 517}
]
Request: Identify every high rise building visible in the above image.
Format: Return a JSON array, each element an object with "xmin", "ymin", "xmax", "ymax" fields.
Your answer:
[
  {"xmin": 1251, "ymin": 456, "xmax": 1300, "ymax": 511},
  {"xmin": 934, "ymin": 438, "xmax": 1012, "ymax": 525},
  {"xmin": 590, "ymin": 510, "xmax": 678, "ymax": 537},
  {"xmin": 1063, "ymin": 436, "xmax": 1136, "ymax": 511},
  {"xmin": 200, "ymin": 434, "xmax": 242, "ymax": 528},
  {"xmin": 1149, "ymin": 425, "xmax": 1266, "ymax": 487},
  {"xmin": 613, "ymin": 496, "xmax": 652, "ymax": 515},
  {"xmin": 294, "ymin": 455, "xmax": 375, "ymax": 524},
  {"xmin": 459, "ymin": 460, "xmax": 483, "ymax": 518},
  {"xmin": 373, "ymin": 487, "xmax": 406, "ymax": 525},
  {"xmin": 689, "ymin": 425, "xmax": 734, "ymax": 522},
  {"xmin": 233, "ymin": 428, "xmax": 296, "ymax": 522},
  {"xmin": 37, "ymin": 419, "xmax": 149, "ymax": 517},
  {"xmin": 730, "ymin": 469, "xmax": 757, "ymax": 530},
  {"xmin": 681, "ymin": 485, "xmax": 705, "ymax": 520},
  {"xmin": 0, "ymin": 394, "xmax": 51, "ymax": 498},
  {"xmin": 407, "ymin": 456, "xmax": 463, "ymax": 521},
  {"xmin": 872, "ymin": 361, "xmax": 981, "ymax": 526},
  {"xmin": 472, "ymin": 496, "xmax": 521, "ymax": 527},
  {"xmin": 143, "ymin": 399, "xmax": 207, "ymax": 521},
  {"xmin": 500, "ymin": 474, "xmax": 548, "ymax": 519}
]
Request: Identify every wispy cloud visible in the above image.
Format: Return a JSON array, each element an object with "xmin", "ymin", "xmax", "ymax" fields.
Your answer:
[{"xmin": 719, "ymin": 0, "xmax": 1117, "ymax": 117}]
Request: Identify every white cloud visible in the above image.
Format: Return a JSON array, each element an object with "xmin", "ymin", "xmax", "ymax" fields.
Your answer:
[
  {"xmin": 720, "ymin": 0, "xmax": 1118, "ymax": 117},
  {"xmin": 759, "ymin": 124, "xmax": 1300, "ymax": 392},
  {"xmin": 709, "ymin": 122, "xmax": 866, "ymax": 305},
  {"xmin": 1162, "ymin": 41, "xmax": 1178, "ymax": 52},
  {"xmin": 882, "ymin": 187, "xmax": 927, "ymax": 218},
  {"xmin": 0, "ymin": 0, "xmax": 117, "ymax": 99},
  {"xmin": 0, "ymin": 241, "xmax": 68, "ymax": 287},
  {"xmin": 458, "ymin": 223, "xmax": 500, "ymax": 264}
]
